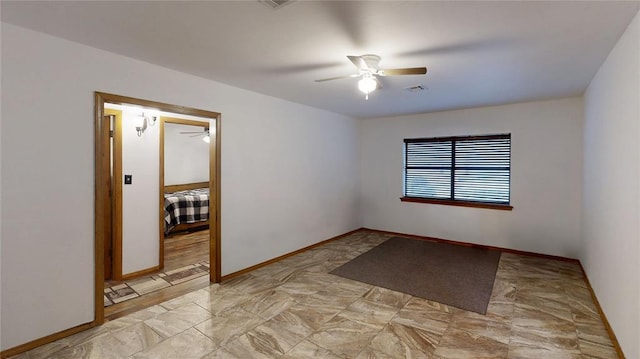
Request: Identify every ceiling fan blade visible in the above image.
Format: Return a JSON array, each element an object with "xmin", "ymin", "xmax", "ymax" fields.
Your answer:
[
  {"xmin": 347, "ymin": 55, "xmax": 368, "ymax": 70},
  {"xmin": 314, "ymin": 74, "xmax": 359, "ymax": 82},
  {"xmin": 379, "ymin": 67, "xmax": 427, "ymax": 76},
  {"xmin": 180, "ymin": 131, "xmax": 203, "ymax": 134}
]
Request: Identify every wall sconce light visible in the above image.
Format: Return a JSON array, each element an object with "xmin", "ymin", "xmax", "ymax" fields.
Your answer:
[
  {"xmin": 134, "ymin": 112, "xmax": 158, "ymax": 137},
  {"xmin": 134, "ymin": 114, "xmax": 146, "ymax": 137}
]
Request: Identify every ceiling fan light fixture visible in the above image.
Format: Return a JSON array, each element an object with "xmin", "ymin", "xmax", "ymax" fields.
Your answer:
[
  {"xmin": 315, "ymin": 54, "xmax": 427, "ymax": 101},
  {"xmin": 358, "ymin": 76, "xmax": 377, "ymax": 100},
  {"xmin": 202, "ymin": 134, "xmax": 210, "ymax": 143}
]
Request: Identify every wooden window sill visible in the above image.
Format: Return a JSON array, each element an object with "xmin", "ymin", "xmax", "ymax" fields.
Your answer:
[{"xmin": 400, "ymin": 197, "xmax": 513, "ymax": 211}]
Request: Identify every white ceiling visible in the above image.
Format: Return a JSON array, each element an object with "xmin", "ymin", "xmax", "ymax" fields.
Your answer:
[{"xmin": 2, "ymin": 1, "xmax": 638, "ymax": 119}]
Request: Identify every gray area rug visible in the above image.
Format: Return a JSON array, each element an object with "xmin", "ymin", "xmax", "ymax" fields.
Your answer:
[{"xmin": 330, "ymin": 236, "xmax": 501, "ymax": 314}]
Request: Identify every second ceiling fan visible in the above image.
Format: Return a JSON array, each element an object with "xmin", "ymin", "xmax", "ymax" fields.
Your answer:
[
  {"xmin": 315, "ymin": 54, "xmax": 427, "ymax": 100},
  {"xmin": 180, "ymin": 128, "xmax": 211, "ymax": 143}
]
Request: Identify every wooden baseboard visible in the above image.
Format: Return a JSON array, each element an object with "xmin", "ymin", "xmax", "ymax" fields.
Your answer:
[
  {"xmin": 577, "ymin": 262, "xmax": 626, "ymax": 359},
  {"xmin": 364, "ymin": 228, "xmax": 580, "ymax": 263},
  {"xmin": 9, "ymin": 227, "xmax": 621, "ymax": 358},
  {"xmin": 0, "ymin": 321, "xmax": 96, "ymax": 359},
  {"xmin": 221, "ymin": 228, "xmax": 364, "ymax": 281}
]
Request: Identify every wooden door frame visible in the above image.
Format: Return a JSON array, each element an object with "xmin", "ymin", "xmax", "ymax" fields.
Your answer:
[
  {"xmin": 94, "ymin": 92, "xmax": 222, "ymax": 325},
  {"xmin": 102, "ymin": 109, "xmax": 123, "ymax": 281},
  {"xmin": 102, "ymin": 113, "xmax": 116, "ymax": 280},
  {"xmin": 160, "ymin": 117, "xmax": 212, "ymax": 270}
]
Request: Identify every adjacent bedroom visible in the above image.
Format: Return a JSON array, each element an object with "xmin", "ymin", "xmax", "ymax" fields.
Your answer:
[{"xmin": 101, "ymin": 101, "xmax": 216, "ymax": 312}]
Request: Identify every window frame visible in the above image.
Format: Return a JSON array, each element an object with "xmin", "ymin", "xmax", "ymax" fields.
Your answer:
[{"xmin": 401, "ymin": 134, "xmax": 513, "ymax": 211}]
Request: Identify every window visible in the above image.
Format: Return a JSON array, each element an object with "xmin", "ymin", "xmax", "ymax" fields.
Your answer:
[{"xmin": 402, "ymin": 134, "xmax": 512, "ymax": 210}]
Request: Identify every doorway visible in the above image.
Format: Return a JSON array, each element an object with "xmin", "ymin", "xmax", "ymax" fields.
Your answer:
[
  {"xmin": 159, "ymin": 118, "xmax": 212, "ymax": 283},
  {"xmin": 94, "ymin": 92, "xmax": 221, "ymax": 324}
]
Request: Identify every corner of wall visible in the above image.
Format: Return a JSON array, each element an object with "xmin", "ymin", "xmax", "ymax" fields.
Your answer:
[{"xmin": 581, "ymin": 9, "xmax": 640, "ymax": 359}]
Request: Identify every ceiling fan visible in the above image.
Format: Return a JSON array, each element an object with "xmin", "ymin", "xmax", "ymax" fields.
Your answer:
[
  {"xmin": 179, "ymin": 128, "xmax": 210, "ymax": 143},
  {"xmin": 315, "ymin": 54, "xmax": 427, "ymax": 100}
]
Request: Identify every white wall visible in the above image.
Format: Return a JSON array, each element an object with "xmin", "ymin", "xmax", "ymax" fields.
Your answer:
[
  {"xmin": 164, "ymin": 122, "xmax": 210, "ymax": 186},
  {"xmin": 0, "ymin": 23, "xmax": 360, "ymax": 350},
  {"xmin": 583, "ymin": 10, "xmax": 640, "ymax": 359},
  {"xmin": 359, "ymin": 98, "xmax": 583, "ymax": 257},
  {"xmin": 121, "ymin": 109, "xmax": 161, "ymax": 275}
]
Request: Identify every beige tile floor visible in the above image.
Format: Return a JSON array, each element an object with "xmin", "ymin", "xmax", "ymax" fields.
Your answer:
[{"xmin": 11, "ymin": 230, "xmax": 618, "ymax": 358}]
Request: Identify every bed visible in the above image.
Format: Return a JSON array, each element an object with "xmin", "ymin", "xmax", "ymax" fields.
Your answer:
[{"xmin": 164, "ymin": 184, "xmax": 210, "ymax": 235}]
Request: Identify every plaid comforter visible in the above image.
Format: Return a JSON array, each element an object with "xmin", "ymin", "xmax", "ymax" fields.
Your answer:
[{"xmin": 164, "ymin": 188, "xmax": 209, "ymax": 234}]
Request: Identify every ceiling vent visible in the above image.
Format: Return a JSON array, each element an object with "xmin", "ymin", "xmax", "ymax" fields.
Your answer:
[
  {"xmin": 405, "ymin": 85, "xmax": 427, "ymax": 93},
  {"xmin": 259, "ymin": 0, "xmax": 293, "ymax": 9}
]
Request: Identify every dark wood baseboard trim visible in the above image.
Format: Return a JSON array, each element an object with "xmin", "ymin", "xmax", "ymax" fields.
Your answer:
[
  {"xmin": 577, "ymin": 262, "xmax": 626, "ymax": 359},
  {"xmin": 121, "ymin": 265, "xmax": 162, "ymax": 281},
  {"xmin": 14, "ymin": 228, "xmax": 617, "ymax": 357},
  {"xmin": 0, "ymin": 321, "xmax": 96, "ymax": 359},
  {"xmin": 364, "ymin": 228, "xmax": 580, "ymax": 263},
  {"xmin": 221, "ymin": 228, "xmax": 364, "ymax": 282}
]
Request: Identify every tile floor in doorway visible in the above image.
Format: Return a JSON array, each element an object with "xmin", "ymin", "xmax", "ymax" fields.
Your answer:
[
  {"xmin": 104, "ymin": 262, "xmax": 210, "ymax": 306},
  {"xmin": 11, "ymin": 230, "xmax": 617, "ymax": 358}
]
